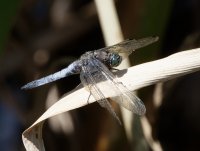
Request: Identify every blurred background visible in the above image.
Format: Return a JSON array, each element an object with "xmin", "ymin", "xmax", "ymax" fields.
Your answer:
[{"xmin": 1, "ymin": 0, "xmax": 200, "ymax": 151}]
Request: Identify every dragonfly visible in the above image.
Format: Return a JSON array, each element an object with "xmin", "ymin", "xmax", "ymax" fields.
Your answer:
[{"xmin": 21, "ymin": 36, "xmax": 158, "ymax": 124}]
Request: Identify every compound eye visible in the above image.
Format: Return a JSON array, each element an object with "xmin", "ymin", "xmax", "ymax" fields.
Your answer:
[{"xmin": 110, "ymin": 53, "xmax": 122, "ymax": 67}]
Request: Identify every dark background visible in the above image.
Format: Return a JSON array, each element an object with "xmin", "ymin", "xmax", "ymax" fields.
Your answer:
[{"xmin": 0, "ymin": 0, "xmax": 200, "ymax": 151}]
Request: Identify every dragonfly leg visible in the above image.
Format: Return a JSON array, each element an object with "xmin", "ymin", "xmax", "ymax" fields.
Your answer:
[
  {"xmin": 86, "ymin": 85, "xmax": 93, "ymax": 104},
  {"xmin": 86, "ymin": 91, "xmax": 92, "ymax": 104}
]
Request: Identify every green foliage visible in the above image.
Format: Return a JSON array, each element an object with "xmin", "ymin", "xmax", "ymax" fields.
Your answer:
[
  {"xmin": 134, "ymin": 0, "xmax": 173, "ymax": 63},
  {"xmin": 0, "ymin": 1, "xmax": 21, "ymax": 55}
]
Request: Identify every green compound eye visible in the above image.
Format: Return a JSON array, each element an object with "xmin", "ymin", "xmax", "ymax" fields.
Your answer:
[{"xmin": 110, "ymin": 53, "xmax": 122, "ymax": 67}]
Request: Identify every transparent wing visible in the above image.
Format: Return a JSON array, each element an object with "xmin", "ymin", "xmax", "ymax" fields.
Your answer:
[
  {"xmin": 81, "ymin": 58, "xmax": 146, "ymax": 116},
  {"xmin": 80, "ymin": 62, "xmax": 121, "ymax": 124},
  {"xmin": 98, "ymin": 36, "xmax": 159, "ymax": 57}
]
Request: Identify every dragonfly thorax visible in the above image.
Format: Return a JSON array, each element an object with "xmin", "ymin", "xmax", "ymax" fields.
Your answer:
[{"xmin": 90, "ymin": 50, "xmax": 122, "ymax": 68}]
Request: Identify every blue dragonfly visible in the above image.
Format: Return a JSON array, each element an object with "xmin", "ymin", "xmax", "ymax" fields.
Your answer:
[{"xmin": 22, "ymin": 36, "xmax": 158, "ymax": 123}]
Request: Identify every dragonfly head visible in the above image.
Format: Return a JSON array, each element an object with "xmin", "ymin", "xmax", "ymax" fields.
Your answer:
[{"xmin": 109, "ymin": 53, "xmax": 122, "ymax": 67}]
